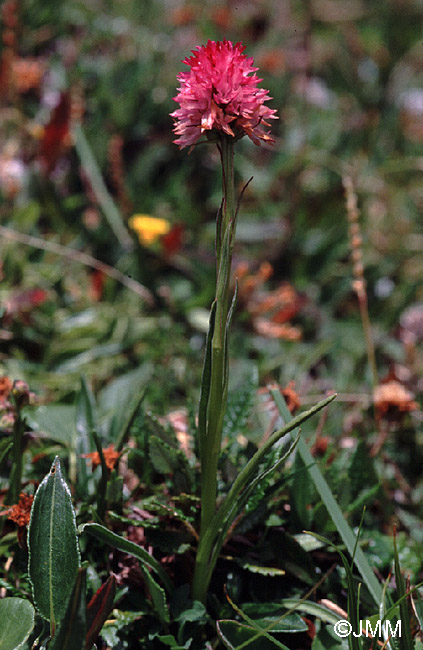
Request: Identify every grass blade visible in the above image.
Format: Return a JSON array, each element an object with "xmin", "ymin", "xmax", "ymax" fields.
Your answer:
[
  {"xmin": 270, "ymin": 388, "xmax": 383, "ymax": 607},
  {"xmin": 80, "ymin": 522, "xmax": 172, "ymax": 593},
  {"xmin": 72, "ymin": 123, "xmax": 133, "ymax": 250},
  {"xmin": 393, "ymin": 530, "xmax": 414, "ymax": 650}
]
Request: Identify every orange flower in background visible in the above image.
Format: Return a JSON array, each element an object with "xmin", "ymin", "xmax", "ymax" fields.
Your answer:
[
  {"xmin": 281, "ymin": 380, "xmax": 301, "ymax": 415},
  {"xmin": 257, "ymin": 48, "xmax": 286, "ymax": 75},
  {"xmin": 169, "ymin": 5, "xmax": 197, "ymax": 26},
  {"xmin": 374, "ymin": 380, "xmax": 418, "ymax": 417},
  {"xmin": 0, "ymin": 376, "xmax": 12, "ymax": 403},
  {"xmin": 235, "ymin": 261, "xmax": 304, "ymax": 341},
  {"xmin": 82, "ymin": 444, "xmax": 120, "ymax": 471},
  {"xmin": 0, "ymin": 493, "xmax": 34, "ymax": 527},
  {"xmin": 11, "ymin": 57, "xmax": 44, "ymax": 93},
  {"xmin": 210, "ymin": 7, "xmax": 232, "ymax": 30}
]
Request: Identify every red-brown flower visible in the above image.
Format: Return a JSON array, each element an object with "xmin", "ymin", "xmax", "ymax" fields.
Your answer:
[
  {"xmin": 171, "ymin": 40, "xmax": 278, "ymax": 149},
  {"xmin": 0, "ymin": 492, "xmax": 34, "ymax": 527},
  {"xmin": 82, "ymin": 444, "xmax": 120, "ymax": 471}
]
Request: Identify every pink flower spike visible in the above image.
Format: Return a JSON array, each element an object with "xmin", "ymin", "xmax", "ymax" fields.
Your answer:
[{"xmin": 171, "ymin": 40, "xmax": 278, "ymax": 149}]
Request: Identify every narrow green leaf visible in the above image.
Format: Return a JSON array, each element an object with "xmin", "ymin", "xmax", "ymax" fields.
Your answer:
[
  {"xmin": 394, "ymin": 532, "xmax": 414, "ymax": 650},
  {"xmin": 270, "ymin": 388, "xmax": 383, "ymax": 607},
  {"xmin": 28, "ymin": 456, "xmax": 81, "ymax": 632},
  {"xmin": 237, "ymin": 603, "xmax": 307, "ymax": 633},
  {"xmin": 115, "ymin": 388, "xmax": 146, "ymax": 452},
  {"xmin": 76, "ymin": 377, "xmax": 97, "ymax": 438},
  {"xmin": 76, "ymin": 378, "xmax": 96, "ymax": 493},
  {"xmin": 0, "ymin": 440, "xmax": 12, "ymax": 468},
  {"xmin": 209, "ymin": 433, "xmax": 300, "ymax": 579},
  {"xmin": 80, "ymin": 522, "xmax": 172, "ymax": 593},
  {"xmin": 92, "ymin": 430, "xmax": 109, "ymax": 520},
  {"xmin": 216, "ymin": 620, "xmax": 290, "ymax": 650},
  {"xmin": 219, "ymin": 281, "xmax": 239, "ymax": 436},
  {"xmin": 0, "ymin": 598, "xmax": 35, "ymax": 650},
  {"xmin": 85, "ymin": 575, "xmax": 116, "ymax": 650},
  {"xmin": 226, "ymin": 592, "xmax": 299, "ymax": 649},
  {"xmin": 72, "ymin": 122, "xmax": 133, "ymax": 250},
  {"xmin": 140, "ymin": 565, "xmax": 169, "ymax": 623},
  {"xmin": 49, "ymin": 568, "xmax": 87, "ymax": 650},
  {"xmin": 305, "ymin": 532, "xmax": 362, "ymax": 650},
  {"xmin": 215, "ymin": 199, "xmax": 224, "ymax": 264},
  {"xmin": 204, "ymin": 396, "xmax": 335, "ymax": 581},
  {"xmin": 198, "ymin": 300, "xmax": 217, "ymax": 464},
  {"xmin": 280, "ymin": 599, "xmax": 340, "ymax": 625}
]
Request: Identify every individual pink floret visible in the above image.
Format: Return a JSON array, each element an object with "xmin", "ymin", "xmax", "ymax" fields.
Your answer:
[{"xmin": 171, "ymin": 40, "xmax": 278, "ymax": 149}]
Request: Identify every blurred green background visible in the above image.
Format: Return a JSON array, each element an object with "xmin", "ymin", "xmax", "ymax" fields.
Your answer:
[{"xmin": 1, "ymin": 0, "xmax": 422, "ymax": 413}]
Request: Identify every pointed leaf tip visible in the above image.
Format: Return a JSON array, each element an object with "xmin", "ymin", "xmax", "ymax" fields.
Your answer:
[{"xmin": 28, "ymin": 456, "xmax": 80, "ymax": 627}]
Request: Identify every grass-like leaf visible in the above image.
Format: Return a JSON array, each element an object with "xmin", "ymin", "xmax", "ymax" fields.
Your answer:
[
  {"xmin": 393, "ymin": 530, "xmax": 414, "ymax": 650},
  {"xmin": 270, "ymin": 388, "xmax": 383, "ymax": 607},
  {"xmin": 85, "ymin": 575, "xmax": 116, "ymax": 650},
  {"xmin": 80, "ymin": 522, "xmax": 172, "ymax": 593}
]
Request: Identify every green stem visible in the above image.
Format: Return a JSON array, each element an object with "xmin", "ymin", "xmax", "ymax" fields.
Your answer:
[
  {"xmin": 192, "ymin": 136, "xmax": 235, "ymax": 602},
  {"xmin": 5, "ymin": 413, "xmax": 25, "ymax": 505}
]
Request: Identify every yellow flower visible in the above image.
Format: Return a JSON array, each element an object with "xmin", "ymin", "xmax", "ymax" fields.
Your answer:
[{"xmin": 129, "ymin": 214, "xmax": 171, "ymax": 245}]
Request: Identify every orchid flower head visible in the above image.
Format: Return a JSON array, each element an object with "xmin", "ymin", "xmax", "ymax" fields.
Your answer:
[{"xmin": 171, "ymin": 39, "xmax": 278, "ymax": 149}]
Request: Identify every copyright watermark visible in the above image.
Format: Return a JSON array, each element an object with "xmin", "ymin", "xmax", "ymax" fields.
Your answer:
[{"xmin": 334, "ymin": 620, "xmax": 401, "ymax": 638}]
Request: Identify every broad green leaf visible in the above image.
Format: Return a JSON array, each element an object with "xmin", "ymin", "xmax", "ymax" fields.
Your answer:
[
  {"xmin": 28, "ymin": 456, "xmax": 80, "ymax": 632},
  {"xmin": 98, "ymin": 365, "xmax": 151, "ymax": 447},
  {"xmin": 312, "ymin": 626, "xmax": 346, "ymax": 650},
  {"xmin": 80, "ymin": 523, "xmax": 172, "ymax": 593},
  {"xmin": 49, "ymin": 568, "xmax": 86, "ymax": 650},
  {"xmin": 154, "ymin": 634, "xmax": 192, "ymax": 649},
  {"xmin": 100, "ymin": 609, "xmax": 142, "ymax": 647},
  {"xmin": 0, "ymin": 598, "xmax": 35, "ymax": 650},
  {"xmin": 25, "ymin": 405, "xmax": 76, "ymax": 448}
]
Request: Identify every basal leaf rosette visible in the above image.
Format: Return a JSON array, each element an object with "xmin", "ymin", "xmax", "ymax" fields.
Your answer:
[{"xmin": 171, "ymin": 39, "xmax": 278, "ymax": 149}]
